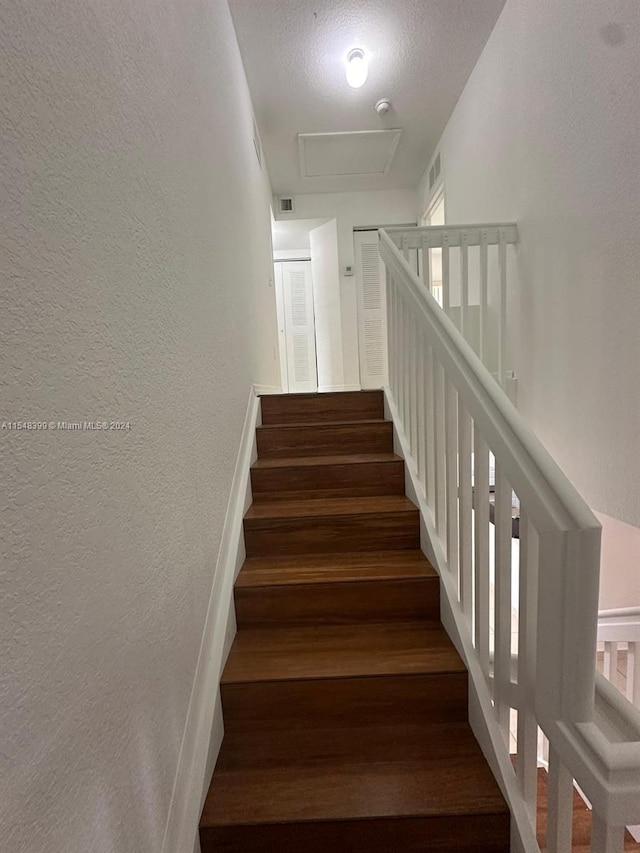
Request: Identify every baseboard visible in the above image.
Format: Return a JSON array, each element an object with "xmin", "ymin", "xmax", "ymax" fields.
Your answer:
[
  {"xmin": 253, "ymin": 383, "xmax": 282, "ymax": 395},
  {"xmin": 161, "ymin": 387, "xmax": 260, "ymax": 853},
  {"xmin": 317, "ymin": 384, "xmax": 362, "ymax": 392},
  {"xmin": 383, "ymin": 386, "xmax": 539, "ymax": 853}
]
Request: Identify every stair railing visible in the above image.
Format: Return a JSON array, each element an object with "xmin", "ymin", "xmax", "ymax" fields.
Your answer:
[
  {"xmin": 384, "ymin": 223, "xmax": 518, "ymax": 392},
  {"xmin": 379, "ymin": 226, "xmax": 640, "ymax": 853},
  {"xmin": 598, "ymin": 607, "xmax": 640, "ymax": 707}
]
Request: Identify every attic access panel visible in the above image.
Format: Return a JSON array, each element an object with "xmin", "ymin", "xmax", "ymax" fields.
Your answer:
[{"xmin": 298, "ymin": 130, "xmax": 403, "ymax": 179}]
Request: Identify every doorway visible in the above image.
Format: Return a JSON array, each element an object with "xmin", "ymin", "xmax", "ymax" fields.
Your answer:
[{"xmin": 273, "ymin": 259, "xmax": 318, "ymax": 393}]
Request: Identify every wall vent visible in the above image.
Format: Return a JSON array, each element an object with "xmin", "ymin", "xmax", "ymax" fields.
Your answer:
[
  {"xmin": 278, "ymin": 196, "xmax": 294, "ymax": 214},
  {"xmin": 252, "ymin": 117, "xmax": 262, "ymax": 169}
]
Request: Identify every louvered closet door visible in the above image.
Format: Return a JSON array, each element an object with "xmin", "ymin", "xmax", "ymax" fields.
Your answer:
[
  {"xmin": 354, "ymin": 230, "xmax": 388, "ymax": 389},
  {"xmin": 282, "ymin": 261, "xmax": 318, "ymax": 393}
]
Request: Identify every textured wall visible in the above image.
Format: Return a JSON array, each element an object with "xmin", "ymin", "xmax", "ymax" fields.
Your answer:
[
  {"xmin": 0, "ymin": 1, "xmax": 278, "ymax": 851},
  {"xmin": 418, "ymin": 0, "xmax": 640, "ymax": 528}
]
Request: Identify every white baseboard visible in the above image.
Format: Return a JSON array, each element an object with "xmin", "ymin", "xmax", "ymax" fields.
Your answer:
[
  {"xmin": 253, "ymin": 383, "xmax": 282, "ymax": 395},
  {"xmin": 317, "ymin": 384, "xmax": 361, "ymax": 392},
  {"xmin": 161, "ymin": 387, "xmax": 260, "ymax": 853},
  {"xmin": 383, "ymin": 386, "xmax": 539, "ymax": 853}
]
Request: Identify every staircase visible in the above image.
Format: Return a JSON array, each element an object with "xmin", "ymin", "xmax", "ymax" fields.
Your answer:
[{"xmin": 199, "ymin": 390, "xmax": 510, "ymax": 852}]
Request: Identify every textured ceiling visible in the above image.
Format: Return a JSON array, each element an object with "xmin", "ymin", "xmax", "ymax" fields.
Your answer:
[{"xmin": 228, "ymin": 0, "xmax": 506, "ymax": 194}]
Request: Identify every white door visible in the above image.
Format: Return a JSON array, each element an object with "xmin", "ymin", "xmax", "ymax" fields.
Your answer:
[
  {"xmin": 277, "ymin": 261, "xmax": 318, "ymax": 393},
  {"xmin": 354, "ymin": 230, "xmax": 388, "ymax": 389}
]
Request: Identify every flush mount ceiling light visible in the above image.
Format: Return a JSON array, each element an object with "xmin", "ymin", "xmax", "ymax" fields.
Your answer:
[{"xmin": 345, "ymin": 48, "xmax": 368, "ymax": 88}]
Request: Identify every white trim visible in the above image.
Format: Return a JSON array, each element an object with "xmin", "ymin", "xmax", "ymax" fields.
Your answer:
[
  {"xmin": 317, "ymin": 383, "xmax": 361, "ymax": 393},
  {"xmin": 161, "ymin": 388, "xmax": 260, "ymax": 853},
  {"xmin": 252, "ymin": 384, "xmax": 282, "ymax": 395},
  {"xmin": 383, "ymin": 386, "xmax": 540, "ymax": 853}
]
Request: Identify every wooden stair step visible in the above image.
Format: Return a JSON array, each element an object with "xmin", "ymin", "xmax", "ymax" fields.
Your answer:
[
  {"xmin": 235, "ymin": 550, "xmax": 436, "ymax": 587},
  {"xmin": 221, "ymin": 621, "xmax": 465, "ymax": 685},
  {"xmin": 260, "ymin": 390, "xmax": 384, "ymax": 425},
  {"xmin": 250, "ymin": 452, "xmax": 405, "ymax": 501},
  {"xmin": 234, "ymin": 551, "xmax": 439, "ymax": 627},
  {"xmin": 200, "ymin": 723, "xmax": 509, "ymax": 853},
  {"xmin": 243, "ymin": 495, "xmax": 419, "ymax": 556},
  {"xmin": 256, "ymin": 419, "xmax": 392, "ymax": 458},
  {"xmin": 221, "ymin": 672, "xmax": 469, "ymax": 732}
]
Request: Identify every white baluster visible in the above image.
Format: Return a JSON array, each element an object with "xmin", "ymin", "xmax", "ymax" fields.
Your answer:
[
  {"xmin": 603, "ymin": 641, "xmax": 619, "ymax": 686},
  {"xmin": 630, "ymin": 641, "xmax": 640, "ymax": 706},
  {"xmin": 498, "ymin": 228, "xmax": 507, "ymax": 388},
  {"xmin": 442, "ymin": 232, "xmax": 451, "ymax": 315},
  {"xmin": 474, "ymin": 428, "xmax": 490, "ymax": 675},
  {"xmin": 494, "ymin": 463, "xmax": 513, "ymax": 741},
  {"xmin": 479, "ymin": 230, "xmax": 488, "ymax": 364},
  {"xmin": 445, "ymin": 377, "xmax": 459, "ymax": 587},
  {"xmin": 386, "ymin": 271, "xmax": 395, "ymax": 397},
  {"xmin": 409, "ymin": 314, "xmax": 418, "ymax": 460},
  {"xmin": 546, "ymin": 747, "xmax": 573, "ymax": 853},
  {"xmin": 460, "ymin": 231, "xmax": 469, "ymax": 339},
  {"xmin": 424, "ymin": 344, "xmax": 436, "ymax": 510},
  {"xmin": 416, "ymin": 328, "xmax": 426, "ymax": 491},
  {"xmin": 517, "ymin": 510, "xmax": 539, "ymax": 821},
  {"xmin": 434, "ymin": 359, "xmax": 446, "ymax": 541},
  {"xmin": 591, "ymin": 813, "xmax": 625, "ymax": 853},
  {"xmin": 421, "ymin": 234, "xmax": 431, "ymax": 295},
  {"xmin": 458, "ymin": 403, "xmax": 473, "ymax": 621}
]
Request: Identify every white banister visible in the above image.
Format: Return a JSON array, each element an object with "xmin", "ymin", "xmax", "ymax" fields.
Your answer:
[{"xmin": 379, "ymin": 223, "xmax": 640, "ymax": 853}]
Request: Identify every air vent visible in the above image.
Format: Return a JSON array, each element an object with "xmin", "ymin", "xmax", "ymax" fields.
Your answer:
[
  {"xmin": 252, "ymin": 117, "xmax": 262, "ymax": 169},
  {"xmin": 429, "ymin": 152, "xmax": 441, "ymax": 189},
  {"xmin": 279, "ymin": 196, "xmax": 294, "ymax": 214}
]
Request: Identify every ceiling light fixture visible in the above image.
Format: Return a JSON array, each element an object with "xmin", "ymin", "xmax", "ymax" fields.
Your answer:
[{"xmin": 346, "ymin": 48, "xmax": 368, "ymax": 88}]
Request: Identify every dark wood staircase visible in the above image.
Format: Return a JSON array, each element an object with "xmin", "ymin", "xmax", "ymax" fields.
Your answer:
[{"xmin": 199, "ymin": 390, "xmax": 510, "ymax": 852}]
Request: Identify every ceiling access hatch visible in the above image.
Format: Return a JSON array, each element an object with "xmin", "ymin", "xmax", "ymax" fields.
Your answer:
[{"xmin": 298, "ymin": 129, "xmax": 403, "ymax": 179}]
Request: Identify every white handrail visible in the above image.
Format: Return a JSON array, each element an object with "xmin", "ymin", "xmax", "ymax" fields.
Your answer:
[{"xmin": 379, "ymin": 225, "xmax": 640, "ymax": 853}]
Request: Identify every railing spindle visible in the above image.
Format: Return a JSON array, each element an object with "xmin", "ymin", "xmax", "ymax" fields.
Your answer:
[
  {"xmin": 434, "ymin": 359, "xmax": 446, "ymax": 541},
  {"xmin": 546, "ymin": 747, "xmax": 574, "ymax": 853},
  {"xmin": 421, "ymin": 235, "xmax": 431, "ymax": 295},
  {"xmin": 445, "ymin": 377, "xmax": 459, "ymax": 585},
  {"xmin": 498, "ymin": 228, "xmax": 507, "ymax": 388},
  {"xmin": 425, "ymin": 344, "xmax": 436, "ymax": 509},
  {"xmin": 417, "ymin": 329, "xmax": 426, "ymax": 490},
  {"xmin": 479, "ymin": 230, "xmax": 488, "ymax": 363},
  {"xmin": 458, "ymin": 404, "xmax": 473, "ymax": 621},
  {"xmin": 442, "ymin": 233, "xmax": 451, "ymax": 314},
  {"xmin": 460, "ymin": 231, "xmax": 469, "ymax": 338},
  {"xmin": 517, "ymin": 510, "xmax": 539, "ymax": 820},
  {"xmin": 473, "ymin": 428, "xmax": 490, "ymax": 675},
  {"xmin": 591, "ymin": 814, "xmax": 625, "ymax": 853},
  {"xmin": 494, "ymin": 463, "xmax": 513, "ymax": 741}
]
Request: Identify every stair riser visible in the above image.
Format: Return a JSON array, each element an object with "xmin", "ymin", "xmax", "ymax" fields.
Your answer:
[
  {"xmin": 201, "ymin": 813, "xmax": 510, "ymax": 853},
  {"xmin": 257, "ymin": 422, "xmax": 393, "ymax": 458},
  {"xmin": 234, "ymin": 578, "xmax": 440, "ymax": 628},
  {"xmin": 221, "ymin": 673, "xmax": 468, "ymax": 732},
  {"xmin": 244, "ymin": 511, "xmax": 419, "ymax": 556},
  {"xmin": 251, "ymin": 459, "xmax": 405, "ymax": 502},
  {"xmin": 261, "ymin": 391, "xmax": 384, "ymax": 425}
]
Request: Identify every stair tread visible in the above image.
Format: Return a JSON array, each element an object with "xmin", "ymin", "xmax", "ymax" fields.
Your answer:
[
  {"xmin": 244, "ymin": 494, "xmax": 417, "ymax": 522},
  {"xmin": 236, "ymin": 550, "xmax": 436, "ymax": 588},
  {"xmin": 257, "ymin": 418, "xmax": 388, "ymax": 431},
  {"xmin": 252, "ymin": 452, "xmax": 401, "ymax": 469},
  {"xmin": 221, "ymin": 621, "xmax": 465, "ymax": 684},
  {"xmin": 201, "ymin": 722, "xmax": 508, "ymax": 827}
]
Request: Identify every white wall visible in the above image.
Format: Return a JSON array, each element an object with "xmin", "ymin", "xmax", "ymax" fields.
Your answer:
[
  {"xmin": 418, "ymin": 0, "xmax": 640, "ymax": 528},
  {"xmin": 0, "ymin": 1, "xmax": 278, "ymax": 851},
  {"xmin": 281, "ymin": 189, "xmax": 417, "ymax": 389},
  {"xmin": 309, "ymin": 220, "xmax": 343, "ymax": 391}
]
